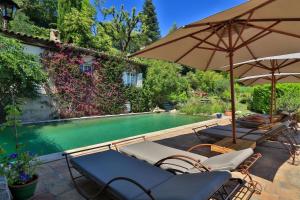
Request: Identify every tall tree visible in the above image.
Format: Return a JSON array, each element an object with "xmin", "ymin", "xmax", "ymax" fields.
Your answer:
[
  {"xmin": 17, "ymin": 0, "xmax": 58, "ymax": 28},
  {"xmin": 57, "ymin": 0, "xmax": 83, "ymax": 31},
  {"xmin": 100, "ymin": 5, "xmax": 144, "ymax": 53},
  {"xmin": 142, "ymin": 0, "xmax": 160, "ymax": 44}
]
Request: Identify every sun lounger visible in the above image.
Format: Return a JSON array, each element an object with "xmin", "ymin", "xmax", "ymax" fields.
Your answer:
[
  {"xmin": 194, "ymin": 123, "xmax": 299, "ymax": 164},
  {"xmin": 118, "ymin": 141, "xmax": 261, "ymax": 195},
  {"xmin": 118, "ymin": 141, "xmax": 256, "ymax": 173},
  {"xmin": 64, "ymin": 148, "xmax": 243, "ymax": 200},
  {"xmin": 194, "ymin": 123, "xmax": 287, "ymax": 143}
]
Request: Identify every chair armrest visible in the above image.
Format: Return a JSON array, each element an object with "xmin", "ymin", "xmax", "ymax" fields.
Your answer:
[
  {"xmin": 99, "ymin": 177, "xmax": 155, "ymax": 200},
  {"xmin": 154, "ymin": 155, "xmax": 210, "ymax": 172},
  {"xmin": 187, "ymin": 144, "xmax": 214, "ymax": 152}
]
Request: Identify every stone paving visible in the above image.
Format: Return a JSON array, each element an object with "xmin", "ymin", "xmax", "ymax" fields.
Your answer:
[{"xmin": 31, "ymin": 126, "xmax": 300, "ymax": 200}]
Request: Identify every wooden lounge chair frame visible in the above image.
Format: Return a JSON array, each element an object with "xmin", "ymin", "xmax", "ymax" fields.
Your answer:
[{"xmin": 186, "ymin": 144, "xmax": 262, "ymax": 195}]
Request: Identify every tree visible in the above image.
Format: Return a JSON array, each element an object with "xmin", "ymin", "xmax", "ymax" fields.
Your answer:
[
  {"xmin": 60, "ymin": 0, "xmax": 112, "ymax": 51},
  {"xmin": 100, "ymin": 5, "xmax": 144, "ymax": 53},
  {"xmin": 16, "ymin": 0, "xmax": 58, "ymax": 28},
  {"xmin": 143, "ymin": 59, "xmax": 190, "ymax": 106},
  {"xmin": 186, "ymin": 70, "xmax": 229, "ymax": 95},
  {"xmin": 9, "ymin": 11, "xmax": 50, "ymax": 38},
  {"xmin": 142, "ymin": 0, "xmax": 160, "ymax": 44},
  {"xmin": 57, "ymin": 0, "xmax": 83, "ymax": 31},
  {"xmin": 168, "ymin": 22, "xmax": 178, "ymax": 34},
  {"xmin": 0, "ymin": 36, "xmax": 46, "ymax": 121}
]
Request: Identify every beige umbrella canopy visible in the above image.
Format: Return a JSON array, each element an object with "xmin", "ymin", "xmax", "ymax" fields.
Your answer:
[
  {"xmin": 130, "ymin": 0, "xmax": 300, "ymax": 143},
  {"xmin": 239, "ymin": 73, "xmax": 300, "ymax": 86},
  {"xmin": 222, "ymin": 53, "xmax": 300, "ymax": 78}
]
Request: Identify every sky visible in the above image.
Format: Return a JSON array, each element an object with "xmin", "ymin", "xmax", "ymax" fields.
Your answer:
[{"xmin": 92, "ymin": 0, "xmax": 247, "ymax": 36}]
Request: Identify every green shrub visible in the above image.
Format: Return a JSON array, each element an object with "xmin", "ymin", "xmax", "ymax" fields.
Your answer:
[
  {"xmin": 0, "ymin": 35, "xmax": 46, "ymax": 122},
  {"xmin": 125, "ymin": 87, "xmax": 151, "ymax": 112},
  {"xmin": 250, "ymin": 83, "xmax": 300, "ymax": 113},
  {"xmin": 180, "ymin": 97, "xmax": 225, "ymax": 115}
]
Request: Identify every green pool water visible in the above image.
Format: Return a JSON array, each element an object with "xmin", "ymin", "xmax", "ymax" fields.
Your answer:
[{"xmin": 0, "ymin": 113, "xmax": 210, "ymax": 156}]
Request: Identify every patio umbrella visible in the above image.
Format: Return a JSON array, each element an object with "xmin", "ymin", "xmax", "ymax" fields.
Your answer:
[
  {"xmin": 130, "ymin": 0, "xmax": 300, "ymax": 143},
  {"xmin": 238, "ymin": 73, "xmax": 300, "ymax": 121},
  {"xmin": 222, "ymin": 53, "xmax": 300, "ymax": 121}
]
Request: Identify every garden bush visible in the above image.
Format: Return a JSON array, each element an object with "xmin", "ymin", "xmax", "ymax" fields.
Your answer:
[
  {"xmin": 142, "ymin": 59, "xmax": 190, "ymax": 106},
  {"xmin": 125, "ymin": 87, "xmax": 151, "ymax": 112},
  {"xmin": 250, "ymin": 83, "xmax": 300, "ymax": 113},
  {"xmin": 0, "ymin": 35, "xmax": 46, "ymax": 122},
  {"xmin": 180, "ymin": 96, "xmax": 225, "ymax": 115}
]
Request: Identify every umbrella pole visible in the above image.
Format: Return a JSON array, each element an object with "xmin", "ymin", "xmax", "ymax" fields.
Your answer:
[
  {"xmin": 229, "ymin": 52, "xmax": 237, "ymax": 144},
  {"xmin": 228, "ymin": 23, "xmax": 237, "ymax": 144},
  {"xmin": 270, "ymin": 71, "xmax": 275, "ymax": 123}
]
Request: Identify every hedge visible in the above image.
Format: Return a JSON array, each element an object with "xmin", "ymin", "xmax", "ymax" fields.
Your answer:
[{"xmin": 249, "ymin": 83, "xmax": 300, "ymax": 114}]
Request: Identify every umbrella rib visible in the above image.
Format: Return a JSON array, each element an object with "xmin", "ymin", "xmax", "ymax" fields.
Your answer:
[
  {"xmin": 245, "ymin": 22, "xmax": 300, "ymax": 39},
  {"xmin": 236, "ymin": 33, "xmax": 271, "ymax": 71},
  {"xmin": 129, "ymin": 23, "xmax": 221, "ymax": 57},
  {"xmin": 233, "ymin": 11, "xmax": 254, "ymax": 48},
  {"xmin": 208, "ymin": 23, "xmax": 229, "ymax": 49},
  {"xmin": 248, "ymin": 77, "xmax": 261, "ymax": 86},
  {"xmin": 276, "ymin": 59, "xmax": 300, "ymax": 71},
  {"xmin": 277, "ymin": 59, "xmax": 290, "ymax": 68},
  {"xmin": 234, "ymin": 20, "xmax": 281, "ymax": 51},
  {"xmin": 190, "ymin": 35, "xmax": 226, "ymax": 51},
  {"xmin": 175, "ymin": 31, "xmax": 217, "ymax": 63},
  {"xmin": 204, "ymin": 27, "xmax": 227, "ymax": 71}
]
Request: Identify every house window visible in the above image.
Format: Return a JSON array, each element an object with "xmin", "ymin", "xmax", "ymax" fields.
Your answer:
[
  {"xmin": 80, "ymin": 64, "xmax": 93, "ymax": 73},
  {"xmin": 123, "ymin": 72, "xmax": 143, "ymax": 87}
]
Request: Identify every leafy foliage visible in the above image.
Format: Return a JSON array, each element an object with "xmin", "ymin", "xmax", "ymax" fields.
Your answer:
[
  {"xmin": 15, "ymin": 0, "xmax": 58, "ymax": 28},
  {"xmin": 250, "ymin": 83, "xmax": 300, "ymax": 113},
  {"xmin": 186, "ymin": 70, "xmax": 229, "ymax": 95},
  {"xmin": 0, "ymin": 36, "xmax": 46, "ymax": 121},
  {"xmin": 57, "ymin": 0, "xmax": 83, "ymax": 31},
  {"xmin": 100, "ymin": 5, "xmax": 144, "ymax": 53},
  {"xmin": 142, "ymin": 59, "xmax": 190, "ymax": 106},
  {"xmin": 0, "ymin": 151, "xmax": 40, "ymax": 186},
  {"xmin": 180, "ymin": 97, "xmax": 225, "ymax": 115},
  {"xmin": 9, "ymin": 12, "xmax": 50, "ymax": 38},
  {"xmin": 142, "ymin": 0, "xmax": 160, "ymax": 44},
  {"xmin": 125, "ymin": 87, "xmax": 151, "ymax": 112}
]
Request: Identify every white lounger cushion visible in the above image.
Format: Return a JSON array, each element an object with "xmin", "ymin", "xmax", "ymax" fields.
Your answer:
[
  {"xmin": 201, "ymin": 148, "xmax": 253, "ymax": 171},
  {"xmin": 120, "ymin": 141, "xmax": 208, "ymax": 172},
  {"xmin": 120, "ymin": 141, "xmax": 254, "ymax": 172}
]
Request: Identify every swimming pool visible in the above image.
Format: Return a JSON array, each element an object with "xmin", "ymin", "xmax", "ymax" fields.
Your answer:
[{"xmin": 0, "ymin": 113, "xmax": 210, "ymax": 156}]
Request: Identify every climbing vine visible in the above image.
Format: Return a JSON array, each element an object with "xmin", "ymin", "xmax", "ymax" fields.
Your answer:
[{"xmin": 42, "ymin": 48, "xmax": 135, "ymax": 118}]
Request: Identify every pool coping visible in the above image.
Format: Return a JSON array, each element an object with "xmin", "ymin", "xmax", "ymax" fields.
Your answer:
[
  {"xmin": 22, "ymin": 112, "xmax": 153, "ymax": 125},
  {"xmin": 38, "ymin": 116, "xmax": 230, "ymax": 163}
]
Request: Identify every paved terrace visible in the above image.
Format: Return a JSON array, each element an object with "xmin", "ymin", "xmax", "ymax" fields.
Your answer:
[{"xmin": 32, "ymin": 118, "xmax": 300, "ymax": 200}]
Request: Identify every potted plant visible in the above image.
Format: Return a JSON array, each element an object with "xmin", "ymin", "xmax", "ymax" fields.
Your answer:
[
  {"xmin": 223, "ymin": 102, "xmax": 232, "ymax": 116},
  {"xmin": 0, "ymin": 151, "xmax": 40, "ymax": 200}
]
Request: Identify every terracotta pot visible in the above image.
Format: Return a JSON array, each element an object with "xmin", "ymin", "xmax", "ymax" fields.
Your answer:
[
  {"xmin": 224, "ymin": 111, "xmax": 232, "ymax": 116},
  {"xmin": 9, "ymin": 175, "xmax": 38, "ymax": 200}
]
